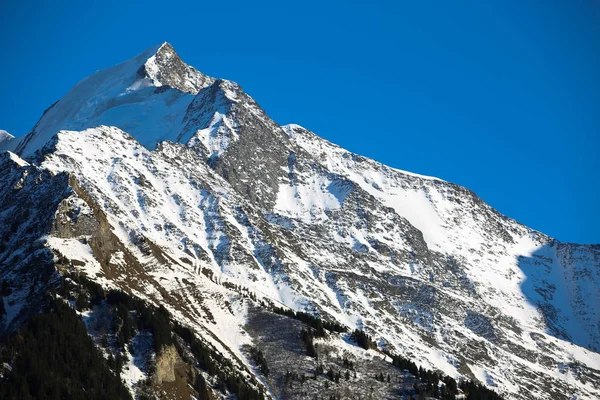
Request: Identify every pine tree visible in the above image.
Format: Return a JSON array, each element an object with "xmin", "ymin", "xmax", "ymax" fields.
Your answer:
[
  {"xmin": 194, "ymin": 374, "xmax": 210, "ymax": 400},
  {"xmin": 76, "ymin": 293, "xmax": 89, "ymax": 311},
  {"xmin": 327, "ymin": 367, "xmax": 335, "ymax": 381},
  {"xmin": 0, "ymin": 294, "xmax": 5, "ymax": 317}
]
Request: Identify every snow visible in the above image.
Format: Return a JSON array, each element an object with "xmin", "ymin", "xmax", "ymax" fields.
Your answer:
[
  {"xmin": 1, "ymin": 284, "xmax": 28, "ymax": 329},
  {"xmin": 191, "ymin": 111, "xmax": 239, "ymax": 158},
  {"xmin": 283, "ymin": 123, "xmax": 445, "ymax": 182},
  {"xmin": 41, "ymin": 125, "xmax": 287, "ymax": 368},
  {"xmin": 46, "ymin": 236, "xmax": 111, "ymax": 286},
  {"xmin": 281, "ymin": 124, "xmax": 305, "ymax": 138},
  {"xmin": 47, "ymin": 236, "xmax": 95, "ymax": 264},
  {"xmin": 121, "ymin": 332, "xmax": 153, "ymax": 396},
  {"xmin": 6, "ymin": 151, "xmax": 29, "ymax": 167},
  {"xmin": 9, "ymin": 111, "xmax": 600, "ymax": 399},
  {"xmin": 0, "ymin": 130, "xmax": 18, "ymax": 152},
  {"xmin": 143, "ymin": 42, "xmax": 170, "ymax": 87},
  {"xmin": 17, "ymin": 44, "xmax": 160, "ymax": 157},
  {"xmin": 470, "ymin": 364, "xmax": 497, "ymax": 387},
  {"xmin": 15, "ymin": 43, "xmax": 212, "ymax": 158},
  {"xmin": 0, "ymin": 130, "xmax": 14, "ymax": 142},
  {"xmin": 284, "ymin": 124, "xmax": 453, "ymax": 249},
  {"xmin": 94, "ymin": 86, "xmax": 195, "ymax": 148},
  {"xmin": 274, "ymin": 174, "xmax": 352, "ymax": 223},
  {"xmin": 278, "ymin": 122, "xmax": 600, "ymax": 398}
]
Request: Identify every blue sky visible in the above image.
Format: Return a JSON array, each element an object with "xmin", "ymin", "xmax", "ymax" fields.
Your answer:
[{"xmin": 1, "ymin": 0, "xmax": 598, "ymax": 243}]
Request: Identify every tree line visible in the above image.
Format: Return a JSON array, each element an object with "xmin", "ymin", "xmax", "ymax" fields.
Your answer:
[{"xmin": 0, "ymin": 297, "xmax": 131, "ymax": 400}]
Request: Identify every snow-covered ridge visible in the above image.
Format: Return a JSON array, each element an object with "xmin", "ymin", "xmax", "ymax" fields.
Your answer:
[
  {"xmin": 6, "ymin": 151, "xmax": 29, "ymax": 167},
  {"xmin": 282, "ymin": 123, "xmax": 446, "ymax": 182},
  {"xmin": 14, "ymin": 42, "xmax": 214, "ymax": 158},
  {"xmin": 0, "ymin": 130, "xmax": 17, "ymax": 152},
  {"xmin": 283, "ymin": 122, "xmax": 600, "ymax": 353},
  {"xmin": 0, "ymin": 130, "xmax": 14, "ymax": 142},
  {"xmin": 178, "ymin": 79, "xmax": 242, "ymax": 157}
]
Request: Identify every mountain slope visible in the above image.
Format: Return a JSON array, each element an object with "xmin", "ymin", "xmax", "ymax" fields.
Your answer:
[
  {"xmin": 284, "ymin": 123, "xmax": 600, "ymax": 352},
  {"xmin": 15, "ymin": 43, "xmax": 213, "ymax": 158},
  {"xmin": 0, "ymin": 130, "xmax": 17, "ymax": 152},
  {"xmin": 1, "ymin": 43, "xmax": 599, "ymax": 400}
]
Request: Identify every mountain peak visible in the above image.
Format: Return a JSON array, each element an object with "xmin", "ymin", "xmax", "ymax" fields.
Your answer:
[
  {"xmin": 14, "ymin": 42, "xmax": 216, "ymax": 157},
  {"xmin": 137, "ymin": 42, "xmax": 214, "ymax": 94},
  {"xmin": 0, "ymin": 130, "xmax": 14, "ymax": 142},
  {"xmin": 157, "ymin": 40, "xmax": 172, "ymax": 51},
  {"xmin": 0, "ymin": 130, "xmax": 17, "ymax": 152}
]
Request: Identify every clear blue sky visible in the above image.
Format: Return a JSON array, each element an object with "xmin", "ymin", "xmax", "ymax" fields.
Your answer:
[{"xmin": 1, "ymin": 1, "xmax": 598, "ymax": 244}]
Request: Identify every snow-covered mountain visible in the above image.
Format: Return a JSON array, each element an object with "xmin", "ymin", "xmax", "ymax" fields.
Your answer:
[
  {"xmin": 1, "ymin": 43, "xmax": 598, "ymax": 399},
  {"xmin": 0, "ymin": 130, "xmax": 16, "ymax": 152}
]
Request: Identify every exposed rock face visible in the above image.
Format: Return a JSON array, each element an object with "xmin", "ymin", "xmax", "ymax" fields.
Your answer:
[
  {"xmin": 1, "ymin": 43, "xmax": 599, "ymax": 400},
  {"xmin": 154, "ymin": 345, "xmax": 178, "ymax": 384},
  {"xmin": 138, "ymin": 42, "xmax": 214, "ymax": 94}
]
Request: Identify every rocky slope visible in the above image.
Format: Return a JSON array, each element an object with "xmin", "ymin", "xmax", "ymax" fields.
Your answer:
[{"xmin": 0, "ymin": 43, "xmax": 598, "ymax": 399}]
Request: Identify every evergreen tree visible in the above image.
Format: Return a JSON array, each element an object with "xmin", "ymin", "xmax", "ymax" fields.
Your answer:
[
  {"xmin": 0, "ymin": 293, "xmax": 5, "ymax": 317},
  {"xmin": 327, "ymin": 367, "xmax": 335, "ymax": 381},
  {"xmin": 194, "ymin": 374, "xmax": 210, "ymax": 400},
  {"xmin": 0, "ymin": 298, "xmax": 131, "ymax": 400},
  {"xmin": 300, "ymin": 328, "xmax": 317, "ymax": 357},
  {"xmin": 351, "ymin": 329, "xmax": 376, "ymax": 350}
]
